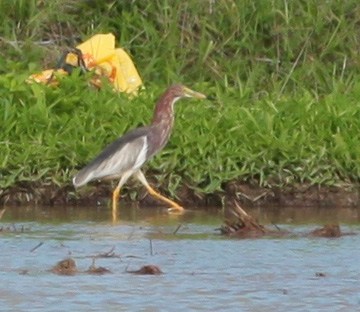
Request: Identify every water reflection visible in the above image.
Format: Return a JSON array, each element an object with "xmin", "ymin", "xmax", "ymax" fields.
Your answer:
[{"xmin": 2, "ymin": 204, "xmax": 360, "ymax": 224}]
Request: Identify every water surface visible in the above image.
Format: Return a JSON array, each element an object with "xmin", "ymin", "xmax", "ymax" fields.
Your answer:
[{"xmin": 0, "ymin": 205, "xmax": 359, "ymax": 311}]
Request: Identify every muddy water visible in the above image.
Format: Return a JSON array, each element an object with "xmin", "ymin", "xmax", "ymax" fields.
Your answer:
[{"xmin": 0, "ymin": 205, "xmax": 359, "ymax": 312}]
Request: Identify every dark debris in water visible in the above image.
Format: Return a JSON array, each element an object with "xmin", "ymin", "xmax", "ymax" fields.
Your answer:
[
  {"xmin": 218, "ymin": 201, "xmax": 287, "ymax": 238},
  {"xmin": 307, "ymin": 224, "xmax": 356, "ymax": 238},
  {"xmin": 86, "ymin": 265, "xmax": 112, "ymax": 275},
  {"xmin": 51, "ymin": 257, "xmax": 112, "ymax": 276},
  {"xmin": 86, "ymin": 258, "xmax": 112, "ymax": 275},
  {"xmin": 309, "ymin": 224, "xmax": 343, "ymax": 237},
  {"xmin": 91, "ymin": 246, "xmax": 120, "ymax": 259},
  {"xmin": 127, "ymin": 265, "xmax": 163, "ymax": 275},
  {"xmin": 30, "ymin": 242, "xmax": 44, "ymax": 252},
  {"xmin": 308, "ymin": 225, "xmax": 343, "ymax": 237},
  {"xmin": 0, "ymin": 224, "xmax": 30, "ymax": 233},
  {"xmin": 52, "ymin": 258, "xmax": 77, "ymax": 276},
  {"xmin": 219, "ymin": 201, "xmax": 358, "ymax": 238}
]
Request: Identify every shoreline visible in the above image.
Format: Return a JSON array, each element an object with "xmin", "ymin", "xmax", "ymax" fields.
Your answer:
[{"xmin": 1, "ymin": 182, "xmax": 359, "ymax": 209}]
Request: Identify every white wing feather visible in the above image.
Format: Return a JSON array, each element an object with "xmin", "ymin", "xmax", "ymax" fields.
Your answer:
[{"xmin": 73, "ymin": 135, "xmax": 148, "ymax": 187}]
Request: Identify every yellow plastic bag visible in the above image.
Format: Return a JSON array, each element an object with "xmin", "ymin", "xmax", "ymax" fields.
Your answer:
[{"xmin": 27, "ymin": 33, "xmax": 142, "ymax": 95}]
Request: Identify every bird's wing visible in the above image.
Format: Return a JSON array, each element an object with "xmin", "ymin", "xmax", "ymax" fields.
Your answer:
[{"xmin": 73, "ymin": 127, "xmax": 149, "ymax": 187}]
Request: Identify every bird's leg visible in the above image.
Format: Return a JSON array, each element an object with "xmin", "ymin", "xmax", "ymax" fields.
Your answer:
[
  {"xmin": 112, "ymin": 186, "xmax": 120, "ymax": 221},
  {"xmin": 112, "ymin": 171, "xmax": 134, "ymax": 220},
  {"xmin": 134, "ymin": 170, "xmax": 185, "ymax": 213}
]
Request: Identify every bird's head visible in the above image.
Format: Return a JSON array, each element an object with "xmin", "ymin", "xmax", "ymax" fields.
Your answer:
[
  {"xmin": 169, "ymin": 84, "xmax": 216, "ymax": 101},
  {"xmin": 152, "ymin": 84, "xmax": 216, "ymax": 126}
]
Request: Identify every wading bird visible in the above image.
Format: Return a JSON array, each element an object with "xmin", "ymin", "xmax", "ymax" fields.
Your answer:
[{"xmin": 73, "ymin": 84, "xmax": 214, "ymax": 218}]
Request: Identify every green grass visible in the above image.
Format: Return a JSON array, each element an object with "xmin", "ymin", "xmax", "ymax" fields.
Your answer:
[{"xmin": 1, "ymin": 0, "xmax": 360, "ymax": 201}]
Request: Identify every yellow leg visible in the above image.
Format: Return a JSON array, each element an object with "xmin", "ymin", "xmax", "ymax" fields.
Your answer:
[
  {"xmin": 112, "ymin": 170, "xmax": 134, "ymax": 221},
  {"xmin": 135, "ymin": 170, "xmax": 185, "ymax": 213},
  {"xmin": 112, "ymin": 187, "xmax": 120, "ymax": 221},
  {"xmin": 145, "ymin": 184, "xmax": 184, "ymax": 212}
]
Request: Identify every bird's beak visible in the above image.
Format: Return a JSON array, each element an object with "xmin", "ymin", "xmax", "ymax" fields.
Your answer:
[{"xmin": 183, "ymin": 87, "xmax": 216, "ymax": 101}]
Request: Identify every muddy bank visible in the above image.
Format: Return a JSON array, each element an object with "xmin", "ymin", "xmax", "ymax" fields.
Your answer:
[{"xmin": 1, "ymin": 181, "xmax": 359, "ymax": 209}]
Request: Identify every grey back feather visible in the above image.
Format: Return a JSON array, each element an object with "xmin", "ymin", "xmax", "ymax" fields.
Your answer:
[{"xmin": 73, "ymin": 127, "xmax": 150, "ymax": 187}]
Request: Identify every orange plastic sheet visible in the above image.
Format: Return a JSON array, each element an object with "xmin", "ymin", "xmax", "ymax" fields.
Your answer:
[{"xmin": 27, "ymin": 33, "xmax": 142, "ymax": 95}]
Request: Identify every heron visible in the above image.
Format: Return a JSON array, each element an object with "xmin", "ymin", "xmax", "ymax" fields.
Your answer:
[{"xmin": 73, "ymin": 84, "xmax": 214, "ymax": 218}]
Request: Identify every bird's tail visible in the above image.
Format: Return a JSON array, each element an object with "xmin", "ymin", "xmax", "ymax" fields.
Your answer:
[{"xmin": 73, "ymin": 168, "xmax": 94, "ymax": 188}]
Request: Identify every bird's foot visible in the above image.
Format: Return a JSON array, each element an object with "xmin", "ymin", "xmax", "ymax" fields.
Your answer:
[{"xmin": 167, "ymin": 206, "xmax": 185, "ymax": 214}]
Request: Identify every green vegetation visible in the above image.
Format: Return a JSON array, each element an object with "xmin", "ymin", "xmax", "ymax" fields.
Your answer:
[{"xmin": 1, "ymin": 0, "xmax": 360, "ymax": 202}]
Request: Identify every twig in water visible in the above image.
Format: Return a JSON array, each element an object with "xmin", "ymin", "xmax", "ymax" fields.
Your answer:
[
  {"xmin": 149, "ymin": 239, "xmax": 153, "ymax": 256},
  {"xmin": 125, "ymin": 262, "xmax": 131, "ymax": 273},
  {"xmin": 30, "ymin": 242, "xmax": 44, "ymax": 252},
  {"xmin": 173, "ymin": 224, "xmax": 182, "ymax": 235},
  {"xmin": 96, "ymin": 246, "xmax": 116, "ymax": 258},
  {"xmin": 272, "ymin": 223, "xmax": 282, "ymax": 231}
]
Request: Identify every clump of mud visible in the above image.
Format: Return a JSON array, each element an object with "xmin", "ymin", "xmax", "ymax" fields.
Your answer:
[
  {"xmin": 308, "ymin": 224, "xmax": 350, "ymax": 237},
  {"xmin": 86, "ymin": 258, "xmax": 112, "ymax": 275},
  {"xmin": 127, "ymin": 265, "xmax": 163, "ymax": 275},
  {"xmin": 86, "ymin": 264, "xmax": 112, "ymax": 275},
  {"xmin": 308, "ymin": 225, "xmax": 342, "ymax": 237},
  {"xmin": 52, "ymin": 258, "xmax": 77, "ymax": 275},
  {"xmin": 51, "ymin": 257, "xmax": 111, "ymax": 275}
]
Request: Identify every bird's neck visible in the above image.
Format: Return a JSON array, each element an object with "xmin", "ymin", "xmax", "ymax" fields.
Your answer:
[
  {"xmin": 151, "ymin": 93, "xmax": 180, "ymax": 127},
  {"xmin": 146, "ymin": 94, "xmax": 180, "ymax": 154}
]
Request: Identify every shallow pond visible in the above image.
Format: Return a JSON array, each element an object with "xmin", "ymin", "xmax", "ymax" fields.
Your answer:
[{"xmin": 0, "ymin": 205, "xmax": 359, "ymax": 311}]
